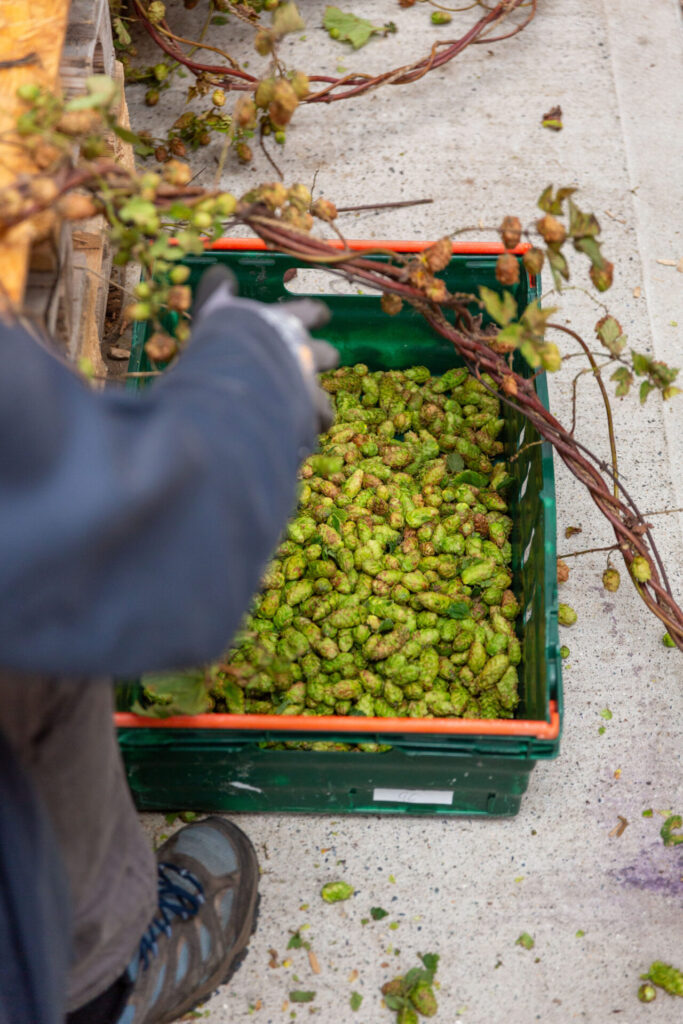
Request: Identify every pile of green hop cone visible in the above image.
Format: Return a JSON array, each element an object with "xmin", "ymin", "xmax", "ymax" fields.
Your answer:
[{"xmin": 213, "ymin": 363, "xmax": 522, "ymax": 720}]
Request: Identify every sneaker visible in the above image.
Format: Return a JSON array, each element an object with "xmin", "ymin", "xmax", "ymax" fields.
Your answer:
[{"xmin": 116, "ymin": 816, "xmax": 259, "ymax": 1024}]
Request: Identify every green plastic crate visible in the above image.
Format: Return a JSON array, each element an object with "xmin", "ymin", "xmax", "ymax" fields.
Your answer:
[{"xmin": 116, "ymin": 241, "xmax": 562, "ymax": 817}]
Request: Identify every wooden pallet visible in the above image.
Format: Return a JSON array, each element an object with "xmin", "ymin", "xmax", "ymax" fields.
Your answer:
[
  {"xmin": 1, "ymin": 0, "xmax": 134, "ymax": 377},
  {"xmin": 0, "ymin": 0, "xmax": 71, "ymax": 312}
]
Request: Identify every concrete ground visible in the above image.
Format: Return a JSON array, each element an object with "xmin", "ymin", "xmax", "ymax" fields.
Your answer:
[{"xmin": 125, "ymin": 1, "xmax": 683, "ymax": 1020}]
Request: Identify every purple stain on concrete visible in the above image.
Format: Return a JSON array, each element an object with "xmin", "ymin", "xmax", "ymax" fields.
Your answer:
[{"xmin": 610, "ymin": 843, "xmax": 683, "ymax": 901}]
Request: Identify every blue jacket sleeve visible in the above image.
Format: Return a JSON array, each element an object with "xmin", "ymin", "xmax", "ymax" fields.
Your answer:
[{"xmin": 0, "ymin": 312, "xmax": 317, "ymax": 676}]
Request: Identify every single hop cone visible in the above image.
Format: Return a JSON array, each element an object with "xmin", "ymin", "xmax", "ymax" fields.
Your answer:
[
  {"xmin": 57, "ymin": 193, "xmax": 97, "ymax": 220},
  {"xmin": 268, "ymin": 78, "xmax": 299, "ymax": 129},
  {"xmin": 145, "ymin": 332, "xmax": 177, "ymax": 362},
  {"xmin": 381, "ymin": 293, "xmax": 403, "ymax": 316},
  {"xmin": 523, "ymin": 246, "xmax": 545, "ymax": 276},
  {"xmin": 536, "ymin": 214, "xmax": 566, "ymax": 245},
  {"xmin": 166, "ymin": 285, "xmax": 192, "ymax": 312},
  {"xmin": 500, "ymin": 215, "xmax": 522, "ymax": 250},
  {"xmin": 495, "ymin": 252, "xmax": 520, "ymax": 286},
  {"xmin": 236, "ymin": 141, "xmax": 253, "ymax": 164},
  {"xmin": 558, "ymin": 603, "xmax": 577, "ymax": 626},
  {"xmin": 422, "ymin": 237, "xmax": 452, "ymax": 273},
  {"xmin": 289, "ymin": 71, "xmax": 310, "ymax": 99},
  {"xmin": 602, "ymin": 567, "xmax": 620, "ymax": 592},
  {"xmin": 637, "ymin": 984, "xmax": 656, "ymax": 1004},
  {"xmin": 409, "ymin": 982, "xmax": 438, "ymax": 1017},
  {"xmin": 630, "ymin": 556, "xmax": 651, "ymax": 583},
  {"xmin": 311, "ymin": 198, "xmax": 337, "ymax": 222},
  {"xmin": 162, "ymin": 160, "xmax": 192, "ymax": 185},
  {"xmin": 320, "ymin": 881, "xmax": 354, "ymax": 903},
  {"xmin": 234, "ymin": 95, "xmax": 256, "ymax": 129}
]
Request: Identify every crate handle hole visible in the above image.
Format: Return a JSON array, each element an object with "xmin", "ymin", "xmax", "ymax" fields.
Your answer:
[{"xmin": 283, "ymin": 268, "xmax": 380, "ymax": 298}]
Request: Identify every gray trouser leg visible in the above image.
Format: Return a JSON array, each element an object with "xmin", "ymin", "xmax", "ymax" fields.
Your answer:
[{"xmin": 0, "ymin": 673, "xmax": 157, "ymax": 1012}]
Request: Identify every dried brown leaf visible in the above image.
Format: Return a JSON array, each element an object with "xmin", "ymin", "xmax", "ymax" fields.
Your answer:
[{"xmin": 608, "ymin": 815, "xmax": 629, "ymax": 838}]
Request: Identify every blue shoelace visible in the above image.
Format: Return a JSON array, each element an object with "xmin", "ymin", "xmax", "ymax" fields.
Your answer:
[{"xmin": 138, "ymin": 863, "xmax": 205, "ymax": 970}]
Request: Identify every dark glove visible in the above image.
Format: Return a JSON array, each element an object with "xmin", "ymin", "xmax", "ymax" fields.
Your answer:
[{"xmin": 193, "ymin": 265, "xmax": 339, "ymax": 433}]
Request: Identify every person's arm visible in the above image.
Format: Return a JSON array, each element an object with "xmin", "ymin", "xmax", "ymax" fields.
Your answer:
[{"xmin": 0, "ymin": 308, "xmax": 321, "ymax": 677}]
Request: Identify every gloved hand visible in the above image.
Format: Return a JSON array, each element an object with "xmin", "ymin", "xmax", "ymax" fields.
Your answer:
[{"xmin": 192, "ymin": 265, "xmax": 339, "ymax": 433}]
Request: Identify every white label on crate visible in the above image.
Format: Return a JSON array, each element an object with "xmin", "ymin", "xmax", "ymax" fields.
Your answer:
[
  {"xmin": 229, "ymin": 781, "xmax": 263, "ymax": 793},
  {"xmin": 519, "ymin": 465, "xmax": 531, "ymax": 500},
  {"xmin": 523, "ymin": 527, "xmax": 535, "ymax": 565},
  {"xmin": 373, "ymin": 788, "xmax": 454, "ymax": 806}
]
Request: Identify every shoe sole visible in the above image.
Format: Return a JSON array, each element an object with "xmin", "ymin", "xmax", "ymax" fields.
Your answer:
[{"xmin": 158, "ymin": 820, "xmax": 260, "ymax": 1024}]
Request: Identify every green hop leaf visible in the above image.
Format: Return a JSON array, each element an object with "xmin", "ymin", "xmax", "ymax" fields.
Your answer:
[
  {"xmin": 323, "ymin": 6, "xmax": 384, "ymax": 49},
  {"xmin": 420, "ymin": 952, "xmax": 440, "ymax": 976},
  {"xmin": 272, "ymin": 2, "xmax": 306, "ymax": 37},
  {"xmin": 445, "ymin": 601, "xmax": 469, "ymax": 620},
  {"xmin": 131, "ymin": 671, "xmax": 212, "ymax": 718},
  {"xmin": 289, "ymin": 991, "xmax": 316, "ymax": 1003},
  {"xmin": 370, "ymin": 906, "xmax": 389, "ymax": 920},
  {"xmin": 478, "ymin": 286, "xmax": 518, "ymax": 327},
  {"xmin": 446, "ymin": 452, "xmax": 465, "ymax": 473},
  {"xmin": 546, "ymin": 246, "xmax": 570, "ymax": 291},
  {"xmin": 537, "ymin": 185, "xmax": 577, "ymax": 215},
  {"xmin": 631, "ymin": 350, "xmax": 652, "ymax": 376},
  {"xmin": 515, "ymin": 932, "xmax": 535, "ymax": 950},
  {"xmin": 595, "ymin": 315, "xmax": 626, "ymax": 356},
  {"xmin": 350, "ymin": 992, "xmax": 363, "ymax": 1011},
  {"xmin": 610, "ymin": 366, "xmax": 633, "ymax": 398},
  {"xmin": 639, "ymin": 380, "xmax": 655, "ymax": 404}
]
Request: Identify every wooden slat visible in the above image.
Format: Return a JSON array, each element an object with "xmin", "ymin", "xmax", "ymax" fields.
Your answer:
[{"xmin": 0, "ymin": 0, "xmax": 71, "ymax": 313}]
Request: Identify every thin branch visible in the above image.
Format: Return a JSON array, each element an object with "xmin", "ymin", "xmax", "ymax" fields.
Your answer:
[
  {"xmin": 549, "ymin": 322, "xmax": 619, "ymax": 499},
  {"xmin": 559, "ymin": 544, "xmax": 620, "ymax": 559},
  {"xmin": 336, "ymin": 198, "xmax": 434, "ymax": 214}
]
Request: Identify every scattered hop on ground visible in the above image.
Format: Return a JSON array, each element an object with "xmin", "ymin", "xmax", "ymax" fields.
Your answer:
[
  {"xmin": 637, "ymin": 983, "xmax": 656, "ymax": 1003},
  {"xmin": 397, "ymin": 1007, "xmax": 419, "ymax": 1024},
  {"xmin": 558, "ymin": 603, "xmax": 577, "ymax": 626},
  {"xmin": 641, "ymin": 961, "xmax": 683, "ymax": 997},
  {"xmin": 409, "ymin": 982, "xmax": 438, "ymax": 1016},
  {"xmin": 320, "ymin": 881, "xmax": 354, "ymax": 903},
  {"xmin": 556, "ymin": 558, "xmax": 570, "ymax": 583}
]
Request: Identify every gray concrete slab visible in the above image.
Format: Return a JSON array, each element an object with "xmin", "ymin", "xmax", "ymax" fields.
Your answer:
[{"xmin": 126, "ymin": 1, "xmax": 683, "ymax": 1020}]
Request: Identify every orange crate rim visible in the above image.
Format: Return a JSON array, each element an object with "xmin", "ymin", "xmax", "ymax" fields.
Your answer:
[{"xmin": 115, "ymin": 700, "xmax": 559, "ymax": 739}]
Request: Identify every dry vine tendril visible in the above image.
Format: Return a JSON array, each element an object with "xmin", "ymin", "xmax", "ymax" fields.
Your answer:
[
  {"xmin": 1, "ymin": 74, "xmax": 681, "ymax": 651},
  {"xmin": 114, "ymin": 0, "xmax": 535, "ymax": 167}
]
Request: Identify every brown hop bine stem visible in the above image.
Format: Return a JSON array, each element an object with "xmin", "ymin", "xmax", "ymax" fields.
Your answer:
[
  {"xmin": 236, "ymin": 210, "xmax": 683, "ymax": 652},
  {"xmin": 131, "ymin": 0, "xmax": 536, "ymax": 103}
]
